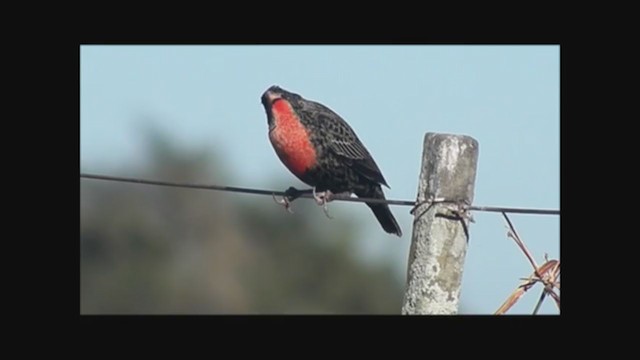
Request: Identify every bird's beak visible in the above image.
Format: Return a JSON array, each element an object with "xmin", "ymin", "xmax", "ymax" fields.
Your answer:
[{"xmin": 262, "ymin": 90, "xmax": 282, "ymax": 106}]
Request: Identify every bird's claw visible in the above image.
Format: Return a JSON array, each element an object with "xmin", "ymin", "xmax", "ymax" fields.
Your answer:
[
  {"xmin": 273, "ymin": 186, "xmax": 344, "ymax": 220},
  {"xmin": 272, "ymin": 193, "xmax": 294, "ymax": 214},
  {"xmin": 272, "ymin": 186, "xmax": 305, "ymax": 214},
  {"xmin": 322, "ymin": 204, "xmax": 334, "ymax": 219},
  {"xmin": 313, "ymin": 187, "xmax": 334, "ymax": 219}
]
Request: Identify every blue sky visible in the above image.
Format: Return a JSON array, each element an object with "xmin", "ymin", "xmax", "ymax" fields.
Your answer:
[{"xmin": 81, "ymin": 45, "xmax": 560, "ymax": 314}]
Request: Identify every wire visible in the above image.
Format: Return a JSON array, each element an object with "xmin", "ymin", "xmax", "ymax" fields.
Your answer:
[{"xmin": 80, "ymin": 173, "xmax": 560, "ymax": 215}]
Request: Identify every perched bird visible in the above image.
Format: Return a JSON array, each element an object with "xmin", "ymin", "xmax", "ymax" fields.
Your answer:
[{"xmin": 261, "ymin": 85, "xmax": 402, "ymax": 237}]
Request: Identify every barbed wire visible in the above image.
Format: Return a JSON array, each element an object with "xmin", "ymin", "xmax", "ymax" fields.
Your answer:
[{"xmin": 80, "ymin": 173, "xmax": 560, "ymax": 215}]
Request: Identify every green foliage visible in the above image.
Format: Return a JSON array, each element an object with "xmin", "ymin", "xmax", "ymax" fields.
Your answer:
[{"xmin": 81, "ymin": 132, "xmax": 404, "ymax": 314}]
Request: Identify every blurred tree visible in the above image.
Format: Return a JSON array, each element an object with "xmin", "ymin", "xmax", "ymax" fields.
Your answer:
[{"xmin": 81, "ymin": 130, "xmax": 404, "ymax": 314}]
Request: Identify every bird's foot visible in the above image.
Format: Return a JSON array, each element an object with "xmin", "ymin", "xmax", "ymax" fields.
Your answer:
[
  {"xmin": 272, "ymin": 193, "xmax": 294, "ymax": 213},
  {"xmin": 272, "ymin": 187, "xmax": 311, "ymax": 214},
  {"xmin": 312, "ymin": 187, "xmax": 335, "ymax": 219}
]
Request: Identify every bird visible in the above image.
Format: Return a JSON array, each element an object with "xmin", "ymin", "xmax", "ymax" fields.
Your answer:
[{"xmin": 261, "ymin": 85, "xmax": 402, "ymax": 237}]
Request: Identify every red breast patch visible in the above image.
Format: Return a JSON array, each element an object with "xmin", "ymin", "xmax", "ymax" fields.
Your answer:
[{"xmin": 269, "ymin": 100, "xmax": 317, "ymax": 177}]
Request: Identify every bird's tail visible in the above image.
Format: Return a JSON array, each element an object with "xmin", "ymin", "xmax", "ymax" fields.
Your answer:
[{"xmin": 357, "ymin": 185, "xmax": 402, "ymax": 237}]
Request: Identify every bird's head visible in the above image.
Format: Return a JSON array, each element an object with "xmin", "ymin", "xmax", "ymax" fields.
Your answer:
[{"xmin": 261, "ymin": 85, "xmax": 302, "ymax": 114}]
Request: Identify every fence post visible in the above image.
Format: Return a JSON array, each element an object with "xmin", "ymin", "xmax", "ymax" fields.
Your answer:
[{"xmin": 402, "ymin": 133, "xmax": 479, "ymax": 315}]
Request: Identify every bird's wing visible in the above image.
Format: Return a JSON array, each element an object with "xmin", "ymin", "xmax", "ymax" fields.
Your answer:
[
  {"xmin": 299, "ymin": 100, "xmax": 389, "ymax": 187},
  {"xmin": 330, "ymin": 137, "xmax": 389, "ymax": 187}
]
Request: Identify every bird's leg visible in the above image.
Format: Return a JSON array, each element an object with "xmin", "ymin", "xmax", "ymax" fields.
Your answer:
[
  {"xmin": 272, "ymin": 187, "xmax": 313, "ymax": 214},
  {"xmin": 272, "ymin": 193, "xmax": 294, "ymax": 213},
  {"xmin": 312, "ymin": 187, "xmax": 335, "ymax": 219}
]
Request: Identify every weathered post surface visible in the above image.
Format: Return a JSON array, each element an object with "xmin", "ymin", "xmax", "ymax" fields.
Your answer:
[{"xmin": 402, "ymin": 133, "xmax": 479, "ymax": 315}]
